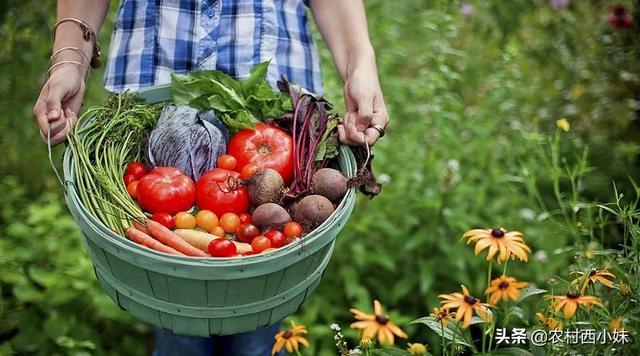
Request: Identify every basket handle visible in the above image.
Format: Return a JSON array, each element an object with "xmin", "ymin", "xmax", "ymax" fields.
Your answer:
[{"xmin": 47, "ymin": 121, "xmax": 67, "ymax": 193}]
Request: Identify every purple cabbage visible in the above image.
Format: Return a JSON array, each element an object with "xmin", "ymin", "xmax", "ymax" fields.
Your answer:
[{"xmin": 147, "ymin": 104, "xmax": 228, "ymax": 181}]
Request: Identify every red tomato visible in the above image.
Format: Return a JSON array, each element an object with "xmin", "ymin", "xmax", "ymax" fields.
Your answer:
[
  {"xmin": 217, "ymin": 155, "xmax": 237, "ymax": 171},
  {"xmin": 137, "ymin": 167, "xmax": 196, "ymax": 215},
  {"xmin": 124, "ymin": 173, "xmax": 136, "ymax": 186},
  {"xmin": 228, "ymin": 123, "xmax": 294, "ymax": 183},
  {"xmin": 125, "ymin": 162, "xmax": 148, "ymax": 180},
  {"xmin": 236, "ymin": 223, "xmax": 260, "ymax": 243},
  {"xmin": 239, "ymin": 213, "xmax": 252, "ymax": 224},
  {"xmin": 127, "ymin": 180, "xmax": 139, "ymax": 199},
  {"xmin": 251, "ymin": 235, "xmax": 271, "ymax": 253},
  {"xmin": 208, "ymin": 239, "xmax": 237, "ymax": 257},
  {"xmin": 265, "ymin": 230, "xmax": 286, "ymax": 248},
  {"xmin": 195, "ymin": 168, "xmax": 250, "ymax": 216},
  {"xmin": 151, "ymin": 212, "xmax": 175, "ymax": 229}
]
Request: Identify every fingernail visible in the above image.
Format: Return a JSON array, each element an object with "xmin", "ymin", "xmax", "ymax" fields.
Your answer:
[{"xmin": 48, "ymin": 110, "xmax": 59, "ymax": 119}]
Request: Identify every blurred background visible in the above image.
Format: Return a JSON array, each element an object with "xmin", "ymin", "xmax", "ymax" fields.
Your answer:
[{"xmin": 1, "ymin": 0, "xmax": 639, "ymax": 355}]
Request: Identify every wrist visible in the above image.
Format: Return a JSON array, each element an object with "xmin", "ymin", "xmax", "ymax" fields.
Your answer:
[{"xmin": 345, "ymin": 44, "xmax": 376, "ymax": 81}]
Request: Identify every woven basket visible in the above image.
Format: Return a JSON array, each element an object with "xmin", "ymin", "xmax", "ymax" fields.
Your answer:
[{"xmin": 61, "ymin": 85, "xmax": 357, "ymax": 336}]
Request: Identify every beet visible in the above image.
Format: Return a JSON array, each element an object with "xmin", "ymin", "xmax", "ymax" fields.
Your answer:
[
  {"xmin": 294, "ymin": 195, "xmax": 335, "ymax": 231},
  {"xmin": 252, "ymin": 203, "xmax": 291, "ymax": 230},
  {"xmin": 248, "ymin": 168, "xmax": 285, "ymax": 207},
  {"xmin": 312, "ymin": 168, "xmax": 348, "ymax": 202}
]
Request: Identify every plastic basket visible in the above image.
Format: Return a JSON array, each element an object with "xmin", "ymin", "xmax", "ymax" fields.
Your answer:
[{"xmin": 61, "ymin": 85, "xmax": 357, "ymax": 336}]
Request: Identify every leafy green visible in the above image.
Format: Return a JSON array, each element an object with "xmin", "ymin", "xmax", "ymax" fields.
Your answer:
[{"xmin": 171, "ymin": 61, "xmax": 291, "ymax": 132}]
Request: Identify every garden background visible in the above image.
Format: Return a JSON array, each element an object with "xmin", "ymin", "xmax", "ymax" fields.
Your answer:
[{"xmin": 1, "ymin": 0, "xmax": 639, "ymax": 355}]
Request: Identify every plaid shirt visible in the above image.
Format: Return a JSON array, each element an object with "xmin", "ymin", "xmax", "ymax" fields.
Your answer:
[{"xmin": 104, "ymin": 0, "xmax": 323, "ymax": 94}]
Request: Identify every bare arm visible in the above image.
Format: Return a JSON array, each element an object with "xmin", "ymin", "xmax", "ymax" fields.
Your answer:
[
  {"xmin": 310, "ymin": 0, "xmax": 388, "ymax": 146},
  {"xmin": 33, "ymin": 0, "xmax": 110, "ymax": 145}
]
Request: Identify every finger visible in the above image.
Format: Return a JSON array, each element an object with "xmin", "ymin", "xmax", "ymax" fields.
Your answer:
[
  {"xmin": 364, "ymin": 127, "xmax": 381, "ymax": 146},
  {"xmin": 64, "ymin": 108, "xmax": 78, "ymax": 135},
  {"xmin": 346, "ymin": 120, "xmax": 366, "ymax": 146},
  {"xmin": 354, "ymin": 94, "xmax": 374, "ymax": 131},
  {"xmin": 338, "ymin": 124, "xmax": 351, "ymax": 145},
  {"xmin": 50, "ymin": 117, "xmax": 67, "ymax": 136},
  {"xmin": 45, "ymin": 82, "xmax": 67, "ymax": 121}
]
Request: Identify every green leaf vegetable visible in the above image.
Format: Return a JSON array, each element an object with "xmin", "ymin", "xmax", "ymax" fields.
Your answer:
[{"xmin": 171, "ymin": 61, "xmax": 292, "ymax": 132}]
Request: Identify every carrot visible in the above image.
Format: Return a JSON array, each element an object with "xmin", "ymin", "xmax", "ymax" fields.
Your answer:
[
  {"xmin": 125, "ymin": 227, "xmax": 185, "ymax": 256},
  {"xmin": 146, "ymin": 220, "xmax": 209, "ymax": 257},
  {"xmin": 132, "ymin": 219, "xmax": 149, "ymax": 235},
  {"xmin": 174, "ymin": 229, "xmax": 253, "ymax": 254}
]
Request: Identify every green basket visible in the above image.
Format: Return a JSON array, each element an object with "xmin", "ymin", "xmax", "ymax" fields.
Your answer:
[{"xmin": 61, "ymin": 85, "xmax": 357, "ymax": 336}]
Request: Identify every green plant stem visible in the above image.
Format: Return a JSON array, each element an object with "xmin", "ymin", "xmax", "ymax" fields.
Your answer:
[
  {"xmin": 502, "ymin": 260, "xmax": 508, "ymax": 276},
  {"xmin": 486, "ymin": 261, "xmax": 493, "ymax": 293},
  {"xmin": 441, "ymin": 319, "xmax": 446, "ymax": 356}
]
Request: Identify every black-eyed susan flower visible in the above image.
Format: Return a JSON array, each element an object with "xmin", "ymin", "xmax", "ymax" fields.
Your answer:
[
  {"xmin": 462, "ymin": 228, "xmax": 531, "ymax": 263},
  {"xmin": 609, "ymin": 316, "xmax": 627, "ymax": 332},
  {"xmin": 571, "ymin": 268, "xmax": 615, "ymax": 294},
  {"xmin": 536, "ymin": 312, "xmax": 563, "ymax": 330},
  {"xmin": 544, "ymin": 292, "xmax": 603, "ymax": 319},
  {"xmin": 272, "ymin": 321, "xmax": 309, "ymax": 355},
  {"xmin": 430, "ymin": 306, "xmax": 454, "ymax": 327},
  {"xmin": 619, "ymin": 281, "xmax": 631, "ymax": 295},
  {"xmin": 350, "ymin": 300, "xmax": 408, "ymax": 346},
  {"xmin": 407, "ymin": 342, "xmax": 428, "ymax": 355},
  {"xmin": 439, "ymin": 285, "xmax": 492, "ymax": 328},
  {"xmin": 485, "ymin": 275, "xmax": 528, "ymax": 305}
]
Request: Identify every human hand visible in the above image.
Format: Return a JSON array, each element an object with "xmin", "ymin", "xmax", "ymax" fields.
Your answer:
[
  {"xmin": 338, "ymin": 61, "xmax": 389, "ymax": 147},
  {"xmin": 32, "ymin": 64, "xmax": 85, "ymax": 146}
]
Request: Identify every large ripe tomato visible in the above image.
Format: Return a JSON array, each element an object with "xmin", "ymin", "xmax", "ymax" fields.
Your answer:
[
  {"xmin": 196, "ymin": 168, "xmax": 250, "ymax": 216},
  {"xmin": 137, "ymin": 167, "xmax": 195, "ymax": 215},
  {"xmin": 227, "ymin": 123, "xmax": 294, "ymax": 183}
]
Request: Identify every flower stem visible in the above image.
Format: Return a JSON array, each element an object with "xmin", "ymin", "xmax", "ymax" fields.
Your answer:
[
  {"xmin": 441, "ymin": 319, "xmax": 446, "ymax": 356},
  {"xmin": 486, "ymin": 261, "xmax": 493, "ymax": 293},
  {"xmin": 502, "ymin": 260, "xmax": 508, "ymax": 276}
]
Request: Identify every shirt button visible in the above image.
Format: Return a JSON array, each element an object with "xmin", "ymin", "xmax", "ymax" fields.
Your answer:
[{"xmin": 207, "ymin": 9, "xmax": 214, "ymax": 18}]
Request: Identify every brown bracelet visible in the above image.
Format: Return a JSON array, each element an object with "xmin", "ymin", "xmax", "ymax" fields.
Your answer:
[{"xmin": 52, "ymin": 18, "xmax": 101, "ymax": 68}]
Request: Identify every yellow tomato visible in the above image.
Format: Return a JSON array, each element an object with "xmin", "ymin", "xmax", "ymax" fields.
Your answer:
[
  {"xmin": 174, "ymin": 212, "xmax": 196, "ymax": 229},
  {"xmin": 196, "ymin": 210, "xmax": 218, "ymax": 231}
]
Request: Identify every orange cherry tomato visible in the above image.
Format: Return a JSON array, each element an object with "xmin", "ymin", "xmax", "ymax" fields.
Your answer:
[
  {"xmin": 219, "ymin": 213, "xmax": 241, "ymax": 233},
  {"xmin": 240, "ymin": 163, "xmax": 259, "ymax": 179},
  {"xmin": 174, "ymin": 212, "xmax": 197, "ymax": 229},
  {"xmin": 211, "ymin": 226, "xmax": 226, "ymax": 237},
  {"xmin": 283, "ymin": 222, "xmax": 302, "ymax": 238},
  {"xmin": 217, "ymin": 155, "xmax": 238, "ymax": 171},
  {"xmin": 251, "ymin": 235, "xmax": 271, "ymax": 253},
  {"xmin": 127, "ymin": 180, "xmax": 139, "ymax": 199},
  {"xmin": 196, "ymin": 210, "xmax": 218, "ymax": 231}
]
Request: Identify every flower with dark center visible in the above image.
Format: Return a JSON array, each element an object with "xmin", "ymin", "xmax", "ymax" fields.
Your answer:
[
  {"xmin": 463, "ymin": 227, "xmax": 531, "ymax": 262},
  {"xmin": 544, "ymin": 292, "xmax": 603, "ymax": 319},
  {"xmin": 486, "ymin": 275, "xmax": 528, "ymax": 305},
  {"xmin": 430, "ymin": 307, "xmax": 454, "ymax": 327},
  {"xmin": 283, "ymin": 331, "xmax": 292, "ymax": 339},
  {"xmin": 272, "ymin": 321, "xmax": 308, "ymax": 355},
  {"xmin": 571, "ymin": 268, "xmax": 615, "ymax": 294},
  {"xmin": 439, "ymin": 285, "xmax": 492, "ymax": 328},
  {"xmin": 350, "ymin": 300, "xmax": 407, "ymax": 346}
]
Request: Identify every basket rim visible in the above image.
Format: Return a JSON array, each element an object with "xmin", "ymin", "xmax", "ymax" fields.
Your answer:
[{"xmin": 62, "ymin": 84, "xmax": 358, "ymax": 268}]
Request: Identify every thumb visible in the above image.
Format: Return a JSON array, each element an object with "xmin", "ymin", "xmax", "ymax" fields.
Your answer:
[
  {"xmin": 45, "ymin": 83, "xmax": 67, "ymax": 121},
  {"xmin": 354, "ymin": 93, "xmax": 374, "ymax": 130}
]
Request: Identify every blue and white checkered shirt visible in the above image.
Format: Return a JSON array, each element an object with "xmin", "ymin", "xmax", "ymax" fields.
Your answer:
[{"xmin": 104, "ymin": 0, "xmax": 323, "ymax": 94}]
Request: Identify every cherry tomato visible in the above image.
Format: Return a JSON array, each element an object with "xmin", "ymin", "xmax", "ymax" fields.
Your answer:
[
  {"xmin": 125, "ymin": 162, "xmax": 148, "ymax": 180},
  {"xmin": 208, "ymin": 239, "xmax": 237, "ymax": 257},
  {"xmin": 242, "ymin": 250, "xmax": 257, "ymax": 256},
  {"xmin": 137, "ymin": 167, "xmax": 195, "ymax": 215},
  {"xmin": 265, "ymin": 229, "xmax": 286, "ymax": 248},
  {"xmin": 236, "ymin": 223, "xmax": 260, "ymax": 243},
  {"xmin": 211, "ymin": 226, "xmax": 226, "ymax": 237},
  {"xmin": 127, "ymin": 180, "xmax": 139, "ymax": 199},
  {"xmin": 228, "ymin": 123, "xmax": 294, "ymax": 183},
  {"xmin": 283, "ymin": 222, "xmax": 303, "ymax": 238},
  {"xmin": 240, "ymin": 164, "xmax": 259, "ymax": 180},
  {"xmin": 124, "ymin": 173, "xmax": 136, "ymax": 186},
  {"xmin": 151, "ymin": 212, "xmax": 175, "ymax": 229},
  {"xmin": 251, "ymin": 235, "xmax": 271, "ymax": 253},
  {"xmin": 196, "ymin": 210, "xmax": 218, "ymax": 231},
  {"xmin": 219, "ymin": 213, "xmax": 241, "ymax": 233},
  {"xmin": 195, "ymin": 168, "xmax": 250, "ymax": 216},
  {"xmin": 174, "ymin": 212, "xmax": 197, "ymax": 229},
  {"xmin": 217, "ymin": 155, "xmax": 238, "ymax": 171},
  {"xmin": 239, "ymin": 213, "xmax": 252, "ymax": 224}
]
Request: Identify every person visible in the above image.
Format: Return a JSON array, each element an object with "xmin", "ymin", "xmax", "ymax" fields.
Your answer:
[{"xmin": 33, "ymin": 0, "xmax": 389, "ymax": 355}]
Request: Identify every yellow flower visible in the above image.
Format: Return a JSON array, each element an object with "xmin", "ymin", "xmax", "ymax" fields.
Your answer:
[
  {"xmin": 407, "ymin": 342, "xmax": 428, "ymax": 355},
  {"xmin": 544, "ymin": 292, "xmax": 603, "ymax": 319},
  {"xmin": 350, "ymin": 300, "xmax": 408, "ymax": 346},
  {"xmin": 571, "ymin": 269, "xmax": 615, "ymax": 294},
  {"xmin": 430, "ymin": 307, "xmax": 454, "ymax": 327},
  {"xmin": 609, "ymin": 316, "xmax": 626, "ymax": 332},
  {"xmin": 619, "ymin": 281, "xmax": 631, "ymax": 295},
  {"xmin": 536, "ymin": 312, "xmax": 563, "ymax": 330},
  {"xmin": 556, "ymin": 118, "xmax": 570, "ymax": 132},
  {"xmin": 462, "ymin": 228, "xmax": 531, "ymax": 263},
  {"xmin": 439, "ymin": 285, "xmax": 492, "ymax": 328},
  {"xmin": 360, "ymin": 337, "xmax": 372, "ymax": 348},
  {"xmin": 272, "ymin": 321, "xmax": 309, "ymax": 355},
  {"xmin": 485, "ymin": 275, "xmax": 528, "ymax": 305}
]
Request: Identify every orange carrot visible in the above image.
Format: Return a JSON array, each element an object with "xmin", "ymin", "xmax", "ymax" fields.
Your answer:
[
  {"xmin": 146, "ymin": 220, "xmax": 209, "ymax": 257},
  {"xmin": 125, "ymin": 227, "xmax": 185, "ymax": 256},
  {"xmin": 132, "ymin": 219, "xmax": 149, "ymax": 235}
]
